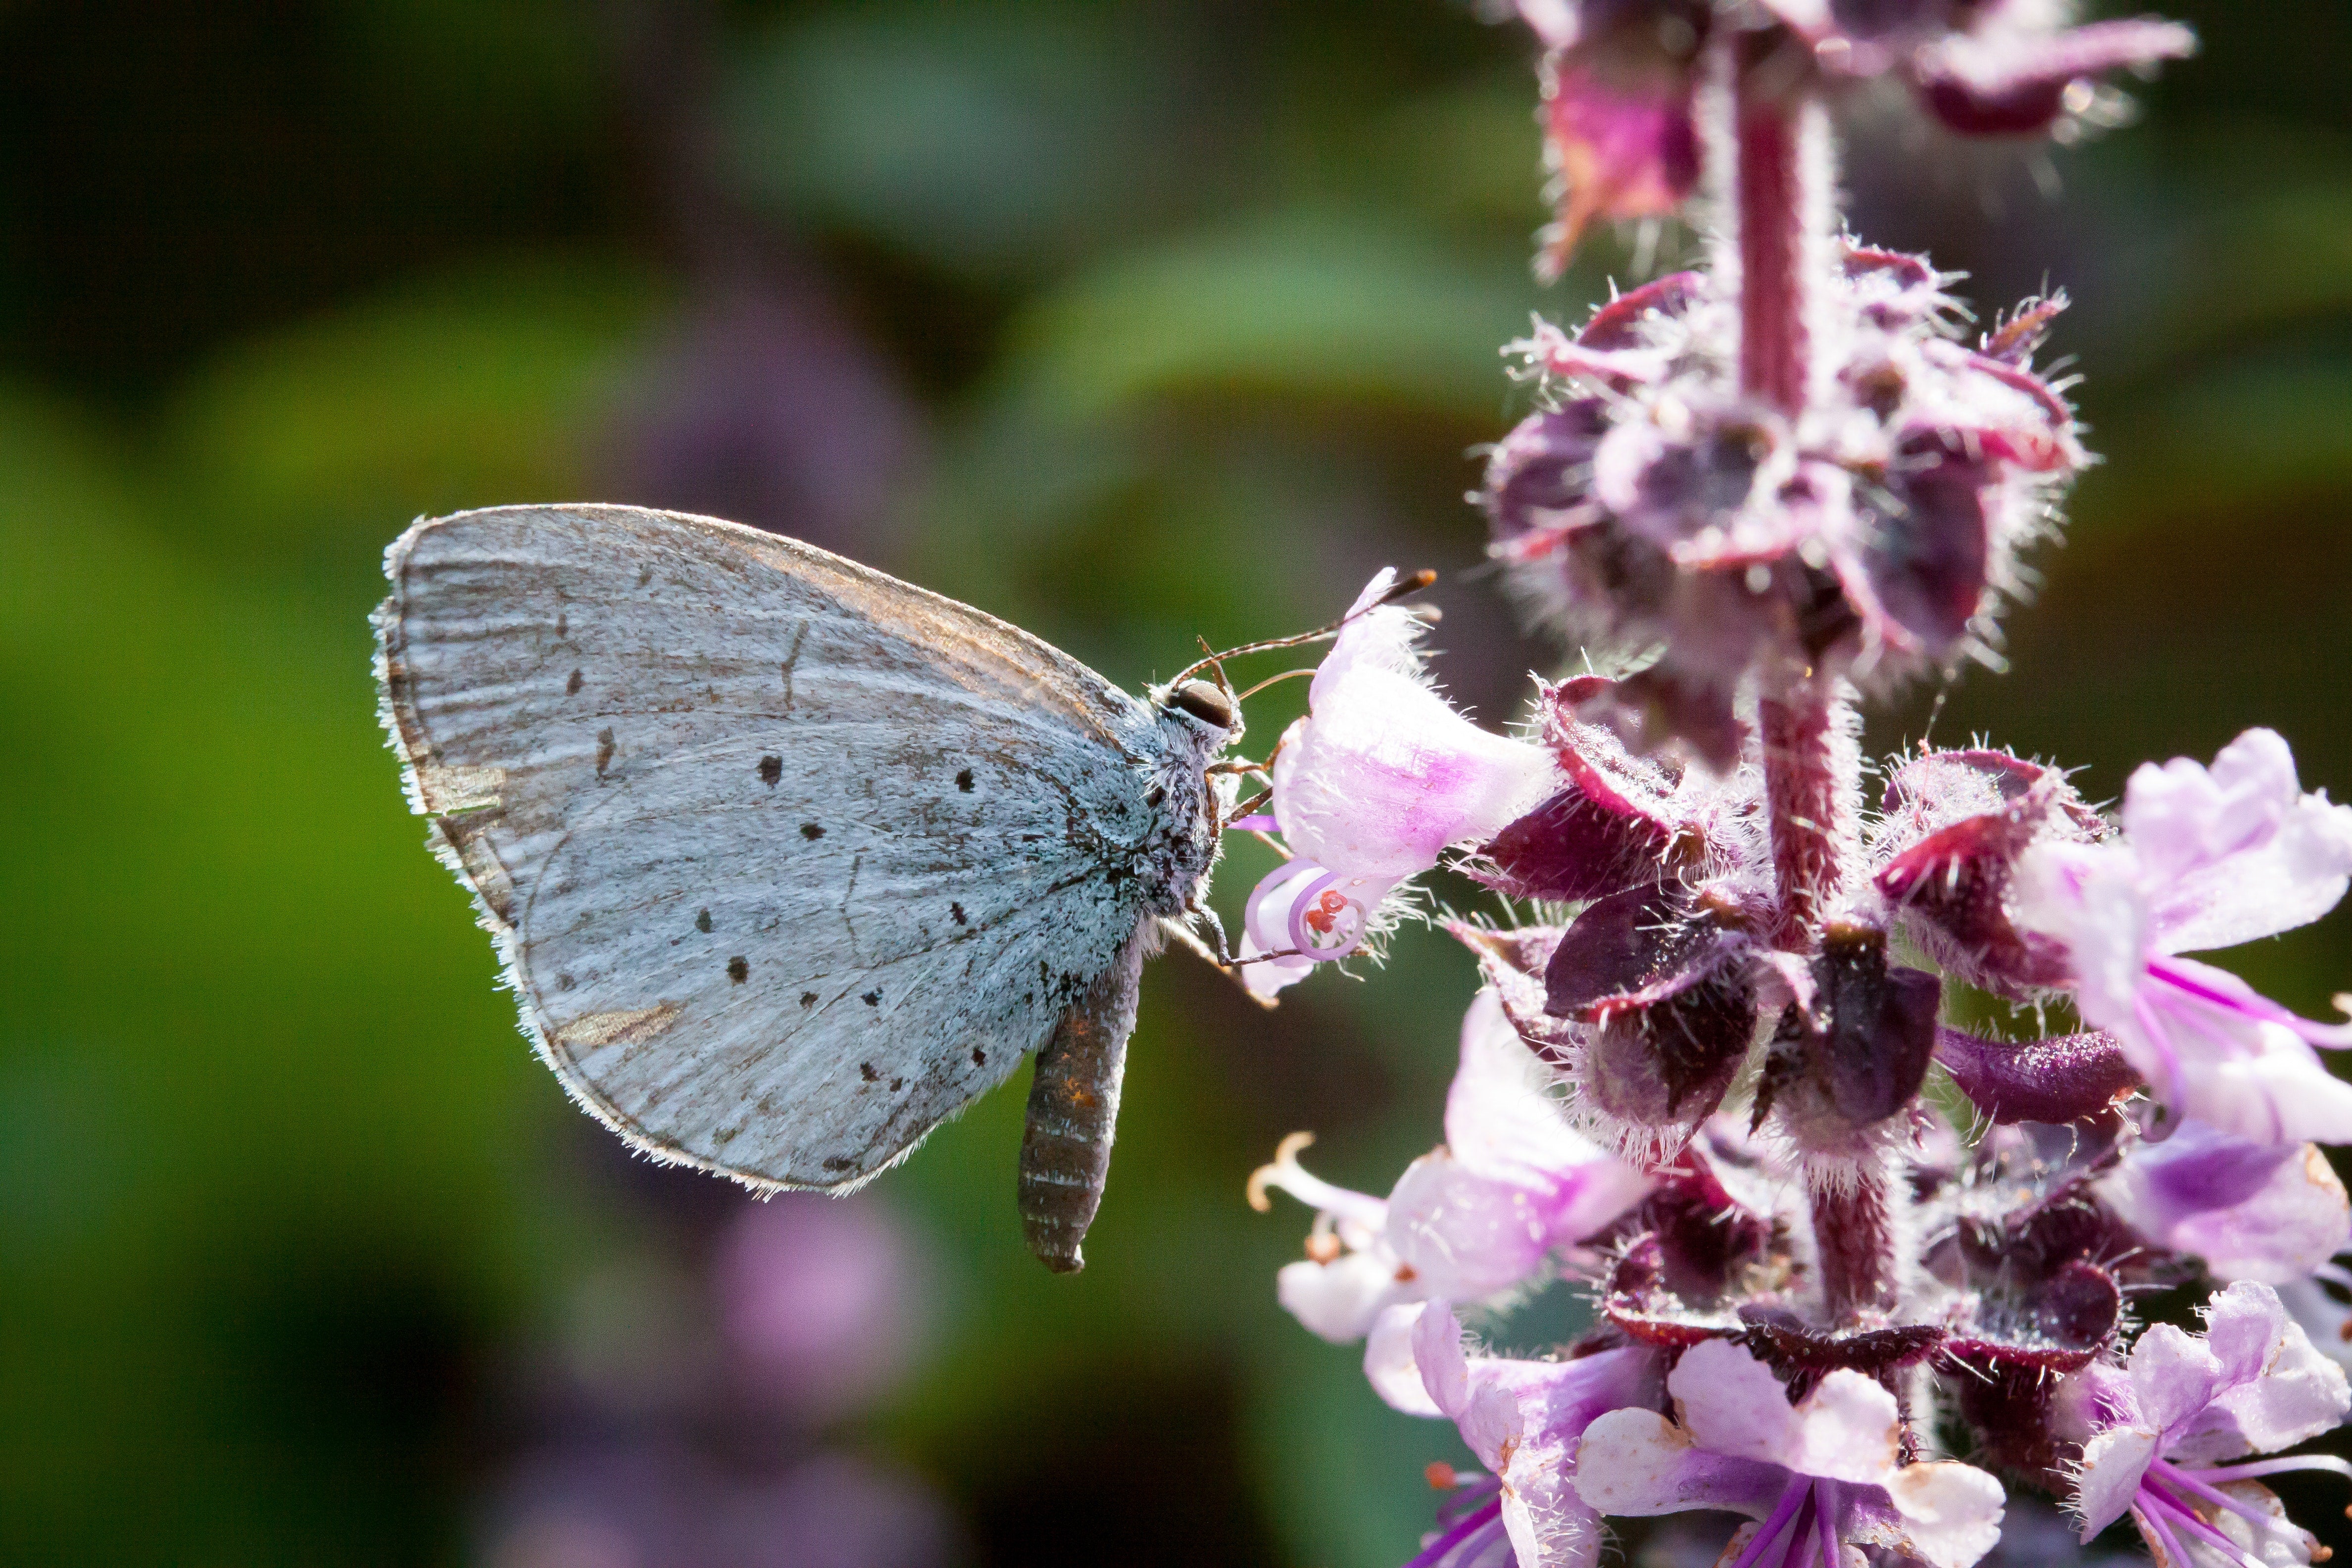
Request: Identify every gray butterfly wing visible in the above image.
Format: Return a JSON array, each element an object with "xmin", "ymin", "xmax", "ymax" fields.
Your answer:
[{"xmin": 375, "ymin": 503, "xmax": 1169, "ymax": 1189}]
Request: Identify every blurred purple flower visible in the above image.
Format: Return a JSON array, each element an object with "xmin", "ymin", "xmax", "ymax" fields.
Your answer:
[
  {"xmin": 714, "ymin": 1192, "xmax": 926, "ymax": 1423},
  {"xmin": 608, "ymin": 283, "xmax": 924, "ymax": 564},
  {"xmin": 1499, "ymin": 2, "xmax": 2191, "ymax": 270},
  {"xmin": 1509, "ymin": 1, "xmax": 1710, "ymax": 275},
  {"xmin": 2014, "ymin": 728, "xmax": 2352, "ymax": 1145},
  {"xmin": 484, "ymin": 1443, "xmax": 964, "ymax": 1568}
]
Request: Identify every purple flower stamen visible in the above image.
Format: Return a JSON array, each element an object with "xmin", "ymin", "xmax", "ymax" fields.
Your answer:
[
  {"xmin": 1431, "ymin": 1472, "xmax": 1504, "ymax": 1529},
  {"xmin": 2186, "ymin": 1455, "xmax": 2352, "ymax": 1484},
  {"xmin": 1811, "ymin": 1479, "xmax": 1839, "ymax": 1568},
  {"xmin": 2149, "ymin": 1458, "xmax": 2308, "ymax": 1538},
  {"xmin": 1725, "ymin": 1474, "xmax": 1813, "ymax": 1568},
  {"xmin": 1401, "ymin": 1495, "xmax": 1504, "ymax": 1568},
  {"xmin": 2137, "ymin": 1483, "xmax": 2270, "ymax": 1568}
]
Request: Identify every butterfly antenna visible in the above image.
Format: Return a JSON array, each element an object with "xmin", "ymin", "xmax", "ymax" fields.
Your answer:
[
  {"xmin": 1191, "ymin": 637, "xmax": 1238, "ymax": 706},
  {"xmin": 1233, "ymin": 667, "xmax": 1316, "ymax": 702},
  {"xmin": 1169, "ymin": 569, "xmax": 1437, "ymax": 688}
]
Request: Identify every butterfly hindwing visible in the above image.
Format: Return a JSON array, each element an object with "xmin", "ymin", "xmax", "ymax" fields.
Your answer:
[{"xmin": 375, "ymin": 504, "xmax": 1168, "ymax": 1188}]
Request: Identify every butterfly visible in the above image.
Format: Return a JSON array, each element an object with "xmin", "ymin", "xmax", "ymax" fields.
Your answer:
[{"xmin": 375, "ymin": 504, "xmax": 1282, "ymax": 1272}]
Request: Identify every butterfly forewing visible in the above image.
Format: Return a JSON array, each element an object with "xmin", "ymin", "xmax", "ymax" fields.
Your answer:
[{"xmin": 376, "ymin": 504, "xmax": 1168, "ymax": 1189}]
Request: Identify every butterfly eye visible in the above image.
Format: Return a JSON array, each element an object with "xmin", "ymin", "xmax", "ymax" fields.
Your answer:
[{"xmin": 1167, "ymin": 680, "xmax": 1235, "ymax": 730}]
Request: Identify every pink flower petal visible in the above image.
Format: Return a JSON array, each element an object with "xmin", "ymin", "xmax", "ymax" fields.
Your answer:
[{"xmin": 2097, "ymin": 1123, "xmax": 2350, "ymax": 1284}]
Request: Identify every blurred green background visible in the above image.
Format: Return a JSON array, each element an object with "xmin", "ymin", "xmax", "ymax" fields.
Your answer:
[{"xmin": 0, "ymin": 1, "xmax": 2347, "ymax": 1564}]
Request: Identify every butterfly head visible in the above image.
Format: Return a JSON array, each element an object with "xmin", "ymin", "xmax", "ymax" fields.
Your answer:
[{"xmin": 1154, "ymin": 678, "xmax": 1243, "ymax": 744}]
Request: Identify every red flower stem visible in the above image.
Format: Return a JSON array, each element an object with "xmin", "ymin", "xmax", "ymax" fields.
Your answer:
[
  {"xmin": 1811, "ymin": 1154, "xmax": 1900, "ymax": 1322},
  {"xmin": 1759, "ymin": 686, "xmax": 1849, "ymax": 948},
  {"xmin": 1766, "ymin": 674, "xmax": 1883, "ymax": 1324},
  {"xmin": 1733, "ymin": 33, "xmax": 1821, "ymax": 416},
  {"xmin": 1730, "ymin": 27, "xmax": 1894, "ymax": 1327}
]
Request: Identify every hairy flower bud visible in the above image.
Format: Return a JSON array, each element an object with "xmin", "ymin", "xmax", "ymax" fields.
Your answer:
[
  {"xmin": 1753, "ymin": 924, "xmax": 1941, "ymax": 1157},
  {"xmin": 1482, "ymin": 250, "xmax": 2086, "ymax": 762}
]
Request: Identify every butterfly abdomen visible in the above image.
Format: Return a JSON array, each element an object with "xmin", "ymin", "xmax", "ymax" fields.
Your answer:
[{"xmin": 1018, "ymin": 927, "xmax": 1148, "ymax": 1272}]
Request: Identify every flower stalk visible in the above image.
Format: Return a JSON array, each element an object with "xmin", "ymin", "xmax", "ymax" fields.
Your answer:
[
  {"xmin": 1758, "ymin": 685, "xmax": 1852, "ymax": 948},
  {"xmin": 1809, "ymin": 1151, "xmax": 1899, "ymax": 1323},
  {"xmin": 1729, "ymin": 32, "xmax": 1824, "ymax": 418},
  {"xmin": 1226, "ymin": 7, "xmax": 2352, "ymax": 1568}
]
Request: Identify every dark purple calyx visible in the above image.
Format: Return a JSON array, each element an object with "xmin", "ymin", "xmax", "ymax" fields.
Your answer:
[
  {"xmin": 1483, "ymin": 405, "xmax": 1611, "ymax": 559},
  {"xmin": 1581, "ymin": 666, "xmax": 1749, "ymax": 773},
  {"xmin": 1475, "ymin": 682, "xmax": 1700, "ymax": 901},
  {"xmin": 1924, "ymin": 1117, "xmax": 2130, "ymax": 1280},
  {"xmin": 1842, "ymin": 243, "xmax": 1942, "ymax": 329},
  {"xmin": 1927, "ymin": 1116, "xmax": 2132, "ymax": 1477},
  {"xmin": 1479, "ymin": 790, "xmax": 1673, "ymax": 903},
  {"xmin": 1942, "ymin": 1252, "xmax": 2123, "ymax": 1484},
  {"xmin": 1875, "ymin": 749, "xmax": 2099, "ymax": 996},
  {"xmin": 1943, "ymin": 1258, "xmax": 2126, "ymax": 1487},
  {"xmin": 1647, "ymin": 1153, "xmax": 1778, "ymax": 1294},
  {"xmin": 1737, "ymin": 1305, "xmax": 1944, "ymax": 1396},
  {"xmin": 1946, "ymin": 1257, "xmax": 2121, "ymax": 1376},
  {"xmin": 1845, "ymin": 437, "xmax": 1993, "ymax": 656},
  {"xmin": 1935, "ymin": 1027, "xmax": 2140, "ymax": 1125},
  {"xmin": 1603, "ymin": 1149, "xmax": 1785, "ymax": 1349},
  {"xmin": 1576, "ymin": 271, "xmax": 1704, "ymax": 351},
  {"xmin": 1447, "ymin": 920, "xmax": 1574, "ymax": 1067},
  {"xmin": 1982, "ymin": 294, "xmax": 2066, "ymax": 366},
  {"xmin": 1603, "ymin": 1233, "xmax": 1747, "ymax": 1350},
  {"xmin": 1755, "ymin": 925, "xmax": 1939, "ymax": 1136},
  {"xmin": 1546, "ymin": 885, "xmax": 1759, "ymax": 1124},
  {"xmin": 1908, "ymin": 19, "xmax": 2198, "ymax": 139}
]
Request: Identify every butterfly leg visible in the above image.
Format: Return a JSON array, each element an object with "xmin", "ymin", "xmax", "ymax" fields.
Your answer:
[
  {"xmin": 1018, "ymin": 929, "xmax": 1147, "ymax": 1273},
  {"xmin": 1155, "ymin": 912, "xmax": 1279, "ymax": 1011},
  {"xmin": 1188, "ymin": 900, "xmax": 1236, "ymax": 965}
]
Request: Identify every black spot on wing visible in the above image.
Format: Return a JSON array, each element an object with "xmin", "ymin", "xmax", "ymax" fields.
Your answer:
[
  {"xmin": 801, "ymin": 823, "xmax": 825, "ymax": 840},
  {"xmin": 823, "ymin": 1156, "xmax": 852, "ymax": 1171},
  {"xmin": 799, "ymin": 991, "xmax": 817, "ymax": 1007},
  {"xmin": 949, "ymin": 902, "xmax": 967, "ymax": 925},
  {"xmin": 636, "ymin": 564, "xmax": 653, "ymax": 588},
  {"xmin": 971, "ymin": 1047, "xmax": 987, "ymax": 1066},
  {"xmin": 860, "ymin": 1062, "xmax": 878, "ymax": 1082},
  {"xmin": 727, "ymin": 956, "xmax": 749, "ymax": 984},
  {"xmin": 595, "ymin": 728, "xmax": 616, "ymax": 777},
  {"xmin": 956, "ymin": 768, "xmax": 975, "ymax": 792},
  {"xmin": 695, "ymin": 908, "xmax": 713, "ymax": 933},
  {"xmin": 759, "ymin": 755, "xmax": 782, "ymax": 786},
  {"xmin": 565, "ymin": 668, "xmax": 584, "ymax": 695},
  {"xmin": 861, "ymin": 990, "xmax": 881, "ymax": 1006}
]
